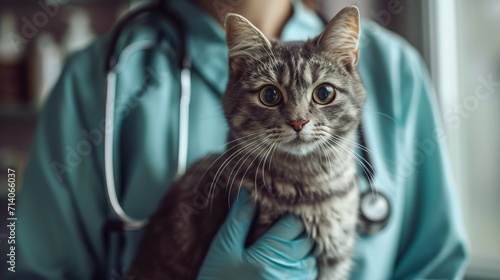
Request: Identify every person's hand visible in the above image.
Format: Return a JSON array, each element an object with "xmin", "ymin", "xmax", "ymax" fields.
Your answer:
[{"xmin": 197, "ymin": 189, "xmax": 317, "ymax": 280}]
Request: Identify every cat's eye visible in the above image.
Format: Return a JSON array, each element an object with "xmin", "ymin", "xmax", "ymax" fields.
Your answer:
[
  {"xmin": 259, "ymin": 86, "xmax": 282, "ymax": 106},
  {"xmin": 313, "ymin": 84, "xmax": 336, "ymax": 105}
]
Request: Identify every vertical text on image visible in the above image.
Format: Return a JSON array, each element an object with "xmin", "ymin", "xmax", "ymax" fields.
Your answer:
[{"xmin": 6, "ymin": 168, "xmax": 17, "ymax": 273}]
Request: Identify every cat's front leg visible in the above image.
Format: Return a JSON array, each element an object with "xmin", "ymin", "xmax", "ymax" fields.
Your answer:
[
  {"xmin": 313, "ymin": 226, "xmax": 356, "ymax": 280},
  {"xmin": 305, "ymin": 190, "xmax": 359, "ymax": 280}
]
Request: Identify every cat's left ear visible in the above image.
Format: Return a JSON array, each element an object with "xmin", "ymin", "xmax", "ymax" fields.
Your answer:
[
  {"xmin": 317, "ymin": 6, "xmax": 360, "ymax": 68},
  {"xmin": 225, "ymin": 13, "xmax": 272, "ymax": 71}
]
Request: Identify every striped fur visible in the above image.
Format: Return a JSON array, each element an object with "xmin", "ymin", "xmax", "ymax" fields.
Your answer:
[{"xmin": 130, "ymin": 6, "xmax": 365, "ymax": 280}]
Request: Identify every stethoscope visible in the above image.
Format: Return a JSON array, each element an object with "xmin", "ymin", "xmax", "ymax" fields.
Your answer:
[{"xmin": 103, "ymin": 0, "xmax": 391, "ymax": 235}]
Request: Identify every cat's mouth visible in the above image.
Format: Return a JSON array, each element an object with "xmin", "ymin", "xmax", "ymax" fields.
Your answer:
[
  {"xmin": 288, "ymin": 136, "xmax": 307, "ymax": 145},
  {"xmin": 279, "ymin": 136, "xmax": 318, "ymax": 155}
]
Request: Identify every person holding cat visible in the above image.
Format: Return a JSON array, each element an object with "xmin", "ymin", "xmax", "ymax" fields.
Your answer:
[{"xmin": 8, "ymin": 0, "xmax": 468, "ymax": 279}]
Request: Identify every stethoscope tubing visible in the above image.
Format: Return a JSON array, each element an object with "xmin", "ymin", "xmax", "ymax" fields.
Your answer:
[
  {"xmin": 105, "ymin": 71, "xmax": 148, "ymax": 231},
  {"xmin": 104, "ymin": 38, "xmax": 191, "ymax": 230}
]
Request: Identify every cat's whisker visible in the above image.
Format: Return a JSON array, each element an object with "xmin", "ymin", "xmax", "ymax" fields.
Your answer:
[
  {"xmin": 328, "ymin": 138, "xmax": 378, "ymax": 194},
  {"xmin": 208, "ymin": 134, "xmax": 270, "ymax": 209},
  {"xmin": 317, "ymin": 141, "xmax": 330, "ymax": 169},
  {"xmin": 267, "ymin": 142, "xmax": 275, "ymax": 172},
  {"xmin": 321, "ymin": 141, "xmax": 335, "ymax": 171},
  {"xmin": 317, "ymin": 129, "xmax": 364, "ymax": 191},
  {"xmin": 224, "ymin": 135, "xmax": 274, "ymax": 208},
  {"xmin": 225, "ymin": 141, "xmax": 265, "ymax": 208},
  {"xmin": 255, "ymin": 145, "xmax": 269, "ymax": 191},
  {"xmin": 321, "ymin": 129, "xmax": 387, "ymax": 178},
  {"xmin": 192, "ymin": 133, "xmax": 259, "ymax": 190},
  {"xmin": 236, "ymin": 136, "xmax": 275, "ymax": 202},
  {"xmin": 235, "ymin": 106, "xmax": 250, "ymax": 114},
  {"xmin": 324, "ymin": 140, "xmax": 357, "ymax": 195},
  {"xmin": 224, "ymin": 145, "xmax": 261, "ymax": 208},
  {"xmin": 264, "ymin": 141, "xmax": 278, "ymax": 187},
  {"xmin": 225, "ymin": 134, "xmax": 275, "ymax": 190},
  {"xmin": 370, "ymin": 110, "xmax": 397, "ymax": 125},
  {"xmin": 332, "ymin": 133, "xmax": 397, "ymax": 175},
  {"xmin": 331, "ymin": 134, "xmax": 373, "ymax": 157},
  {"xmin": 260, "ymin": 140, "xmax": 278, "ymax": 192},
  {"xmin": 198, "ymin": 131, "xmax": 267, "ymax": 208},
  {"xmin": 331, "ymin": 142, "xmax": 376, "ymax": 179},
  {"xmin": 192, "ymin": 130, "xmax": 267, "ymax": 193},
  {"xmin": 207, "ymin": 138, "xmax": 264, "ymax": 211},
  {"xmin": 255, "ymin": 140, "xmax": 276, "ymax": 193},
  {"xmin": 269, "ymin": 140, "xmax": 280, "ymax": 171},
  {"xmin": 230, "ymin": 138, "xmax": 273, "ymax": 207},
  {"xmin": 321, "ymin": 139, "xmax": 347, "ymax": 174},
  {"xmin": 329, "ymin": 137, "xmax": 376, "ymax": 182},
  {"xmin": 225, "ymin": 130, "xmax": 267, "ymax": 149},
  {"xmin": 322, "ymin": 138, "xmax": 357, "ymax": 194}
]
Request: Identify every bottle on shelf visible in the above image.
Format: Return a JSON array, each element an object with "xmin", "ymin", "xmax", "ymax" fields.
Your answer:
[
  {"xmin": 61, "ymin": 9, "xmax": 96, "ymax": 56},
  {"xmin": 32, "ymin": 33, "xmax": 63, "ymax": 108}
]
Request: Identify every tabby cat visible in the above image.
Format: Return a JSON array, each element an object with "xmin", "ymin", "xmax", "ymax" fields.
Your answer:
[{"xmin": 129, "ymin": 6, "xmax": 365, "ymax": 280}]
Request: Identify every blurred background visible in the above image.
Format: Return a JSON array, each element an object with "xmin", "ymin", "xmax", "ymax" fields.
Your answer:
[{"xmin": 0, "ymin": 0, "xmax": 498, "ymax": 279}]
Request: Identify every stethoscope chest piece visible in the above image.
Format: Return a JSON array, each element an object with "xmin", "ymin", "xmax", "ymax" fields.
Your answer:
[{"xmin": 358, "ymin": 190, "xmax": 391, "ymax": 235}]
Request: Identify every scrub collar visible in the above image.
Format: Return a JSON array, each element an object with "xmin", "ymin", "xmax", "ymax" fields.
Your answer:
[
  {"xmin": 167, "ymin": 0, "xmax": 325, "ymax": 95},
  {"xmin": 281, "ymin": 0, "xmax": 325, "ymax": 41}
]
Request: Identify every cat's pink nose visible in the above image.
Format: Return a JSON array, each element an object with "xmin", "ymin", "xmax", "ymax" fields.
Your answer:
[{"xmin": 288, "ymin": 120, "xmax": 309, "ymax": 132}]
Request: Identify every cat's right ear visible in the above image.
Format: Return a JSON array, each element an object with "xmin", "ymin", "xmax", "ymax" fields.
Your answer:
[
  {"xmin": 225, "ymin": 13, "xmax": 272, "ymax": 71},
  {"xmin": 317, "ymin": 6, "xmax": 360, "ymax": 70}
]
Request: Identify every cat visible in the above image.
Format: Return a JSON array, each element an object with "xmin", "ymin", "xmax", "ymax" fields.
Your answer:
[{"xmin": 129, "ymin": 6, "xmax": 365, "ymax": 280}]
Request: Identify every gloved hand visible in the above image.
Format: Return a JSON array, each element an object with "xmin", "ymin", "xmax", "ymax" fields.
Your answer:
[{"xmin": 197, "ymin": 189, "xmax": 318, "ymax": 280}]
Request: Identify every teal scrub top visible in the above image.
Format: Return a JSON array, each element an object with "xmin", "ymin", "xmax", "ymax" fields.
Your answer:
[{"xmin": 7, "ymin": 1, "xmax": 469, "ymax": 279}]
